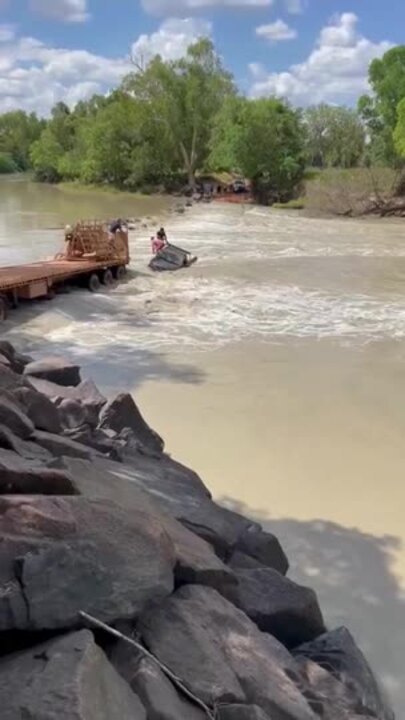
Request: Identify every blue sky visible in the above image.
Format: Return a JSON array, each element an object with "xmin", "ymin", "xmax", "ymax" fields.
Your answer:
[{"xmin": 0, "ymin": 0, "xmax": 403, "ymax": 115}]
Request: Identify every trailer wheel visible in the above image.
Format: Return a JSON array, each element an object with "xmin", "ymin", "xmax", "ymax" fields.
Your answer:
[
  {"xmin": 114, "ymin": 265, "xmax": 126, "ymax": 282},
  {"xmin": 88, "ymin": 273, "xmax": 101, "ymax": 292},
  {"xmin": 102, "ymin": 269, "xmax": 114, "ymax": 287},
  {"xmin": 0, "ymin": 296, "xmax": 8, "ymax": 322}
]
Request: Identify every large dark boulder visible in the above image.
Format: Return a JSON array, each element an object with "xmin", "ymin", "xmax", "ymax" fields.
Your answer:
[
  {"xmin": 0, "ymin": 364, "xmax": 24, "ymax": 392},
  {"xmin": 0, "ymin": 447, "xmax": 76, "ymax": 494},
  {"xmin": 54, "ymin": 457, "xmax": 236, "ymax": 597},
  {"xmin": 103, "ymin": 454, "xmax": 256, "ymax": 558},
  {"xmin": 33, "ymin": 430, "xmax": 99, "ymax": 460},
  {"xmin": 295, "ymin": 657, "xmax": 366, "ymax": 720},
  {"xmin": 24, "ymin": 356, "xmax": 82, "ymax": 387},
  {"xmin": 228, "ymin": 551, "xmax": 264, "ymax": 571},
  {"xmin": 99, "ymin": 393, "xmax": 164, "ymax": 454},
  {"xmin": 139, "ymin": 585, "xmax": 316, "ymax": 720},
  {"xmin": 0, "ymin": 341, "xmax": 32, "ymax": 373},
  {"xmin": 0, "ymin": 629, "xmax": 147, "ymax": 720},
  {"xmin": 234, "ymin": 526, "xmax": 289, "ymax": 575},
  {"xmin": 232, "ymin": 568, "xmax": 325, "ymax": 648},
  {"xmin": 64, "ymin": 426, "xmax": 123, "ymax": 459},
  {"xmin": 0, "ymin": 425, "xmax": 53, "ymax": 463},
  {"xmin": 111, "ymin": 651, "xmax": 206, "ymax": 720},
  {"xmin": 26, "ymin": 376, "xmax": 107, "ymax": 414},
  {"xmin": 295, "ymin": 627, "xmax": 394, "ymax": 720},
  {"xmin": 217, "ymin": 706, "xmax": 271, "ymax": 720},
  {"xmin": 12, "ymin": 386, "xmax": 62, "ymax": 434},
  {"xmin": 58, "ymin": 398, "xmax": 89, "ymax": 430},
  {"xmin": 0, "ymin": 495, "xmax": 175, "ymax": 631},
  {"xmin": 0, "ymin": 396, "xmax": 34, "ymax": 439}
]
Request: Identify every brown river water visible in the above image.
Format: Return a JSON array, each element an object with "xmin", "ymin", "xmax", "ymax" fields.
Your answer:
[{"xmin": 1, "ymin": 175, "xmax": 405, "ymax": 715}]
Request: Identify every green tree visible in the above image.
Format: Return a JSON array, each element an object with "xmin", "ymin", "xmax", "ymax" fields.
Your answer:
[
  {"xmin": 30, "ymin": 103, "xmax": 78, "ymax": 182},
  {"xmin": 209, "ymin": 95, "xmax": 246, "ymax": 172},
  {"xmin": 393, "ymin": 97, "xmax": 405, "ymax": 158},
  {"xmin": 359, "ymin": 46, "xmax": 405, "ymax": 164},
  {"xmin": 211, "ymin": 97, "xmax": 305, "ymax": 204},
  {"xmin": 123, "ymin": 38, "xmax": 235, "ymax": 185},
  {"xmin": 304, "ymin": 104, "xmax": 365, "ymax": 168},
  {"xmin": 0, "ymin": 111, "xmax": 44, "ymax": 170},
  {"xmin": 30, "ymin": 126, "xmax": 65, "ymax": 182}
]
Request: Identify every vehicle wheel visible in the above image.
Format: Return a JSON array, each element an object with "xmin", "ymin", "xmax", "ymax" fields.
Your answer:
[
  {"xmin": 0, "ymin": 296, "xmax": 8, "ymax": 322},
  {"xmin": 102, "ymin": 269, "xmax": 114, "ymax": 286},
  {"xmin": 114, "ymin": 265, "xmax": 126, "ymax": 281},
  {"xmin": 88, "ymin": 273, "xmax": 101, "ymax": 292}
]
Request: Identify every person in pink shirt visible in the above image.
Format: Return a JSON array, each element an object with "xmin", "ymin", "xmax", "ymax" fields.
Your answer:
[{"xmin": 151, "ymin": 236, "xmax": 165, "ymax": 255}]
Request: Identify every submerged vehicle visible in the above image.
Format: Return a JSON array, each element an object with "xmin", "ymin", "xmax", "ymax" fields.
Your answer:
[{"xmin": 149, "ymin": 243, "xmax": 197, "ymax": 272}]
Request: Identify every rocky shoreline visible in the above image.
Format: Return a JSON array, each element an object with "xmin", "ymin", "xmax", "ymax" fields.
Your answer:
[{"xmin": 0, "ymin": 339, "xmax": 394, "ymax": 720}]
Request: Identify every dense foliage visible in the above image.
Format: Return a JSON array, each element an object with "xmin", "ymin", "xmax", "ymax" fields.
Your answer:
[
  {"xmin": 0, "ymin": 111, "xmax": 44, "ymax": 172},
  {"xmin": 2, "ymin": 40, "xmax": 405, "ymax": 204},
  {"xmin": 210, "ymin": 96, "xmax": 305, "ymax": 203}
]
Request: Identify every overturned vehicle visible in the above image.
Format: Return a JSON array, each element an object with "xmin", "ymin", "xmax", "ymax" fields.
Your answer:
[{"xmin": 149, "ymin": 244, "xmax": 197, "ymax": 272}]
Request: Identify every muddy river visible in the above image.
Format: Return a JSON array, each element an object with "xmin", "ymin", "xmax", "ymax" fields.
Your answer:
[{"xmin": 2, "ymin": 175, "xmax": 405, "ymax": 715}]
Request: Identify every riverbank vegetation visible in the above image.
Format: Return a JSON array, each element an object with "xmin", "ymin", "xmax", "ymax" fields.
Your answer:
[{"xmin": 2, "ymin": 40, "xmax": 405, "ymax": 209}]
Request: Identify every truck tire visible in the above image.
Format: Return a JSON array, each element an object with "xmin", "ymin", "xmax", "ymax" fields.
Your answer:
[
  {"xmin": 114, "ymin": 265, "xmax": 126, "ymax": 281},
  {"xmin": 0, "ymin": 296, "xmax": 8, "ymax": 322},
  {"xmin": 102, "ymin": 269, "xmax": 114, "ymax": 286},
  {"xmin": 88, "ymin": 273, "xmax": 101, "ymax": 292}
]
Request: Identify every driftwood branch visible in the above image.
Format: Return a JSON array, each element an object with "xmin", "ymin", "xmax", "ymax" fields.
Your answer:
[{"xmin": 79, "ymin": 611, "xmax": 215, "ymax": 720}]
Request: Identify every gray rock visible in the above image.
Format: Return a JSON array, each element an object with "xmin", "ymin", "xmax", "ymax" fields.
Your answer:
[
  {"xmin": 0, "ymin": 341, "xmax": 32, "ymax": 373},
  {"xmin": 228, "ymin": 551, "xmax": 265, "ymax": 571},
  {"xmin": 0, "ymin": 341, "xmax": 16, "ymax": 362},
  {"xmin": 0, "ymin": 424, "xmax": 53, "ymax": 463},
  {"xmin": 99, "ymin": 393, "xmax": 164, "ymax": 454},
  {"xmin": 53, "ymin": 457, "xmax": 236, "ymax": 597},
  {"xmin": 111, "ymin": 651, "xmax": 206, "ymax": 720},
  {"xmin": 295, "ymin": 627, "xmax": 394, "ymax": 720},
  {"xmin": 26, "ymin": 377, "xmax": 107, "ymax": 416},
  {"xmin": 12, "ymin": 386, "xmax": 62, "ymax": 434},
  {"xmin": 235, "ymin": 526, "xmax": 289, "ymax": 575},
  {"xmin": 232, "ymin": 568, "xmax": 325, "ymax": 648},
  {"xmin": 0, "ymin": 396, "xmax": 34, "ymax": 438},
  {"xmin": 217, "ymin": 706, "xmax": 270, "ymax": 720},
  {"xmin": 0, "ymin": 364, "xmax": 24, "ymax": 392},
  {"xmin": 106, "ymin": 453, "xmax": 256, "ymax": 558},
  {"xmin": 0, "ymin": 495, "xmax": 175, "ymax": 631},
  {"xmin": 65, "ymin": 427, "xmax": 121, "ymax": 458},
  {"xmin": 58, "ymin": 398, "xmax": 88, "ymax": 430},
  {"xmin": 139, "ymin": 585, "xmax": 316, "ymax": 720},
  {"xmin": 0, "ymin": 447, "xmax": 76, "ymax": 494},
  {"xmin": 0, "ymin": 629, "xmax": 147, "ymax": 720},
  {"xmin": 24, "ymin": 356, "xmax": 82, "ymax": 387},
  {"xmin": 33, "ymin": 429, "xmax": 99, "ymax": 460},
  {"xmin": 295, "ymin": 657, "xmax": 365, "ymax": 720},
  {"xmin": 0, "ymin": 352, "xmax": 11, "ymax": 367}
]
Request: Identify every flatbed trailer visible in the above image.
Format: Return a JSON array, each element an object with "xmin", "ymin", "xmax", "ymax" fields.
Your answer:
[{"xmin": 0, "ymin": 221, "xmax": 130, "ymax": 321}]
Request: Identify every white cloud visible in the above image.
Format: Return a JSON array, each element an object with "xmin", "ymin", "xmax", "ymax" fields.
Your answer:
[
  {"xmin": 142, "ymin": 0, "xmax": 271, "ymax": 15},
  {"xmin": 0, "ymin": 32, "xmax": 131, "ymax": 115},
  {"xmin": 250, "ymin": 13, "xmax": 392, "ymax": 106},
  {"xmin": 132, "ymin": 18, "xmax": 212, "ymax": 64},
  {"xmin": 29, "ymin": 0, "xmax": 90, "ymax": 23},
  {"xmin": 256, "ymin": 19, "xmax": 297, "ymax": 42},
  {"xmin": 0, "ymin": 17, "xmax": 215, "ymax": 116}
]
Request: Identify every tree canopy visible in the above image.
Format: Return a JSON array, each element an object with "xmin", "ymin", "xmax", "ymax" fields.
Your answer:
[
  {"xmin": 359, "ymin": 46, "xmax": 405, "ymax": 165},
  {"xmin": 2, "ymin": 39, "xmax": 405, "ymax": 204},
  {"xmin": 303, "ymin": 105, "xmax": 365, "ymax": 169}
]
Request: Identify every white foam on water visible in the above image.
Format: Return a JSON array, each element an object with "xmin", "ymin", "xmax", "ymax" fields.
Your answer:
[{"xmin": 22, "ymin": 275, "xmax": 405, "ymax": 354}]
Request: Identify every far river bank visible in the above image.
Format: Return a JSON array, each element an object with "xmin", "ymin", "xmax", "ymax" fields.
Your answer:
[{"xmin": 1, "ymin": 176, "xmax": 405, "ymax": 716}]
